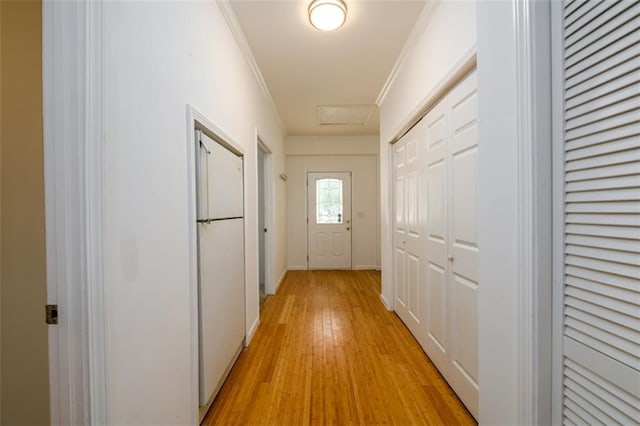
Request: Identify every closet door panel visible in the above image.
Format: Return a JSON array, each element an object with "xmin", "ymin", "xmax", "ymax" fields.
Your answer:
[
  {"xmin": 450, "ymin": 273, "xmax": 479, "ymax": 408},
  {"xmin": 424, "ymin": 100, "xmax": 451, "ymax": 374},
  {"xmin": 393, "ymin": 123, "xmax": 427, "ymax": 348},
  {"xmin": 451, "ymin": 146, "xmax": 479, "ymax": 280},
  {"xmin": 426, "ymin": 262, "xmax": 447, "ymax": 355},
  {"xmin": 394, "ymin": 143, "xmax": 407, "ymax": 309},
  {"xmin": 448, "ymin": 71, "xmax": 479, "ymax": 418}
]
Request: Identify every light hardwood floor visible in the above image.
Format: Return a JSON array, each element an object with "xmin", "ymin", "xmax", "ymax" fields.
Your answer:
[{"xmin": 203, "ymin": 270, "xmax": 476, "ymax": 425}]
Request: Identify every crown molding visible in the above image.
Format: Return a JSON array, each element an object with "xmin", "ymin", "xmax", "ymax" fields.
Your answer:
[
  {"xmin": 375, "ymin": 0, "xmax": 440, "ymax": 106},
  {"xmin": 216, "ymin": 0, "xmax": 288, "ymax": 136}
]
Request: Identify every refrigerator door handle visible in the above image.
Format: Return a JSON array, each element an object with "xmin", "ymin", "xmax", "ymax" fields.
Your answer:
[
  {"xmin": 199, "ymin": 139, "xmax": 212, "ymax": 222},
  {"xmin": 199, "ymin": 140, "xmax": 211, "ymax": 155}
]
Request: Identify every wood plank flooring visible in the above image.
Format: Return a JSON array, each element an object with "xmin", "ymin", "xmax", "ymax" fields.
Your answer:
[{"xmin": 203, "ymin": 270, "xmax": 475, "ymax": 425}]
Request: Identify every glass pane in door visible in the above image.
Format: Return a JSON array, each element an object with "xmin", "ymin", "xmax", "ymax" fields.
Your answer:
[{"xmin": 316, "ymin": 178, "xmax": 343, "ymax": 223}]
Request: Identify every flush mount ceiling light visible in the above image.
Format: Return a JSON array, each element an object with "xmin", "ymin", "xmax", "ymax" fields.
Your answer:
[{"xmin": 308, "ymin": 0, "xmax": 347, "ymax": 31}]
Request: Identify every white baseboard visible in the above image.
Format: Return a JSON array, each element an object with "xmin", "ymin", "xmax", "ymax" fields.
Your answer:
[
  {"xmin": 274, "ymin": 269, "xmax": 287, "ymax": 293},
  {"xmin": 353, "ymin": 265, "xmax": 378, "ymax": 270},
  {"xmin": 245, "ymin": 316, "xmax": 260, "ymax": 346},
  {"xmin": 379, "ymin": 293, "xmax": 393, "ymax": 311},
  {"xmin": 287, "ymin": 265, "xmax": 307, "ymax": 270}
]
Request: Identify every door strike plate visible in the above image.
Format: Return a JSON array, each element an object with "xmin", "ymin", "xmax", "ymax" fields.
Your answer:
[{"xmin": 46, "ymin": 304, "xmax": 58, "ymax": 325}]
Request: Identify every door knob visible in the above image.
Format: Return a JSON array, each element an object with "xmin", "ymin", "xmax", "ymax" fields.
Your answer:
[
  {"xmin": 448, "ymin": 256, "xmax": 454, "ymax": 261},
  {"xmin": 346, "ymin": 227, "xmax": 350, "ymax": 231}
]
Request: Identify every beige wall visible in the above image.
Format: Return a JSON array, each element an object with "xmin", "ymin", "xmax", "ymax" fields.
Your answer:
[
  {"xmin": 286, "ymin": 136, "xmax": 380, "ymax": 270},
  {"xmin": 0, "ymin": 1, "xmax": 50, "ymax": 424}
]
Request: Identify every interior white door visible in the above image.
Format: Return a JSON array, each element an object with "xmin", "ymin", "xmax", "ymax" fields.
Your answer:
[
  {"xmin": 307, "ymin": 172, "xmax": 352, "ymax": 269},
  {"xmin": 555, "ymin": 1, "xmax": 640, "ymax": 423},
  {"xmin": 446, "ymin": 71, "xmax": 479, "ymax": 416},
  {"xmin": 393, "ymin": 123, "xmax": 427, "ymax": 348},
  {"xmin": 422, "ymin": 70, "xmax": 479, "ymax": 419},
  {"xmin": 424, "ymin": 98, "xmax": 451, "ymax": 376}
]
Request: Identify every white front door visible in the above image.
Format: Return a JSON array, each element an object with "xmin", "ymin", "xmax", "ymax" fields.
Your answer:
[
  {"xmin": 307, "ymin": 172, "xmax": 352, "ymax": 269},
  {"xmin": 393, "ymin": 123, "xmax": 427, "ymax": 348}
]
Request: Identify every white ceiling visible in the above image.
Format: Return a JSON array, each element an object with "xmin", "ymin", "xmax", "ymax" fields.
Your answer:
[{"xmin": 230, "ymin": 0, "xmax": 426, "ymax": 136}]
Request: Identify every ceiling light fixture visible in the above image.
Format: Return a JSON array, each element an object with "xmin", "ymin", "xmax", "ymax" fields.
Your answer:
[{"xmin": 308, "ymin": 0, "xmax": 347, "ymax": 31}]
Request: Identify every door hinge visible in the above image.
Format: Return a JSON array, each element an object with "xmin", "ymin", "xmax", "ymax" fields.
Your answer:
[
  {"xmin": 46, "ymin": 304, "xmax": 58, "ymax": 325},
  {"xmin": 307, "ymin": 255, "xmax": 309, "ymax": 261}
]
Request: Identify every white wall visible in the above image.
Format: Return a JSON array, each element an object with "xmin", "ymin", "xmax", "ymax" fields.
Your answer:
[
  {"xmin": 102, "ymin": 2, "xmax": 285, "ymax": 423},
  {"xmin": 379, "ymin": 1, "xmax": 477, "ymax": 143},
  {"xmin": 286, "ymin": 136, "xmax": 379, "ymax": 270},
  {"xmin": 378, "ymin": 0, "xmax": 476, "ymax": 308}
]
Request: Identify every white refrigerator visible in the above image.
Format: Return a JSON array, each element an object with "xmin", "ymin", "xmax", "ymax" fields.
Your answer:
[{"xmin": 196, "ymin": 130, "xmax": 245, "ymax": 409}]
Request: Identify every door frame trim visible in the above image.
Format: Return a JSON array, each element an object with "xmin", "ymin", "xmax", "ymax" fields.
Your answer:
[
  {"xmin": 513, "ymin": 1, "xmax": 553, "ymax": 424},
  {"xmin": 43, "ymin": 1, "xmax": 107, "ymax": 423},
  {"xmin": 550, "ymin": 1, "xmax": 566, "ymax": 424},
  {"xmin": 306, "ymin": 171, "xmax": 353, "ymax": 270},
  {"xmin": 256, "ymin": 133, "xmax": 275, "ymax": 295}
]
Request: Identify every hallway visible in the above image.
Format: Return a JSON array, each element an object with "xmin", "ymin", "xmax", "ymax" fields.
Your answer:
[{"xmin": 203, "ymin": 270, "xmax": 475, "ymax": 425}]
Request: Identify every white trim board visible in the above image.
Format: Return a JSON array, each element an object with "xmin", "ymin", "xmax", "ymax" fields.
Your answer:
[
  {"xmin": 274, "ymin": 269, "xmax": 288, "ymax": 294},
  {"xmin": 42, "ymin": 1, "xmax": 107, "ymax": 423},
  {"xmin": 246, "ymin": 317, "xmax": 260, "ymax": 346},
  {"xmin": 287, "ymin": 266, "xmax": 308, "ymax": 271},
  {"xmin": 550, "ymin": 1, "xmax": 567, "ymax": 422},
  {"xmin": 379, "ymin": 294, "xmax": 392, "ymax": 311},
  {"xmin": 514, "ymin": 1, "xmax": 553, "ymax": 424},
  {"xmin": 476, "ymin": 1, "xmax": 553, "ymax": 423}
]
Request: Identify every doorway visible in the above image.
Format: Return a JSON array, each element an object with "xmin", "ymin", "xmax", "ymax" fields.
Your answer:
[
  {"xmin": 307, "ymin": 172, "xmax": 352, "ymax": 269},
  {"xmin": 257, "ymin": 139, "xmax": 273, "ymax": 306}
]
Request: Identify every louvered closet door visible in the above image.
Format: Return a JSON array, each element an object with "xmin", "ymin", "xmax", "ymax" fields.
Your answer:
[{"xmin": 559, "ymin": 0, "xmax": 640, "ymax": 424}]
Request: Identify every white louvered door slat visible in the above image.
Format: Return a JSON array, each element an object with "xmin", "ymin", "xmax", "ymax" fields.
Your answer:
[
  {"xmin": 559, "ymin": 1, "xmax": 640, "ymax": 424},
  {"xmin": 564, "ymin": 1, "xmax": 638, "ymax": 56}
]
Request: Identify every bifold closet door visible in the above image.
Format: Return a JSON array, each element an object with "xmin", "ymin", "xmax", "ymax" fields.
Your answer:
[
  {"xmin": 556, "ymin": 1, "xmax": 640, "ymax": 423},
  {"xmin": 423, "ymin": 70, "xmax": 479, "ymax": 418},
  {"xmin": 424, "ymin": 99, "xmax": 450, "ymax": 376},
  {"xmin": 393, "ymin": 122, "xmax": 427, "ymax": 348},
  {"xmin": 446, "ymin": 70, "xmax": 479, "ymax": 417}
]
